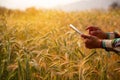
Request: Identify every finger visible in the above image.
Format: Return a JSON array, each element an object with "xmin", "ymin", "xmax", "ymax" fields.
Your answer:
[
  {"xmin": 89, "ymin": 30, "xmax": 99, "ymax": 35},
  {"xmin": 84, "ymin": 39, "xmax": 92, "ymax": 48},
  {"xmin": 86, "ymin": 26, "xmax": 99, "ymax": 31},
  {"xmin": 81, "ymin": 34, "xmax": 91, "ymax": 39},
  {"xmin": 84, "ymin": 39, "xmax": 90, "ymax": 43}
]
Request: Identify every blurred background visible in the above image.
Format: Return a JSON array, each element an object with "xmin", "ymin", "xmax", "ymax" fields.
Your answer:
[
  {"xmin": 0, "ymin": 0, "xmax": 120, "ymax": 11},
  {"xmin": 0, "ymin": 0, "xmax": 120, "ymax": 80}
]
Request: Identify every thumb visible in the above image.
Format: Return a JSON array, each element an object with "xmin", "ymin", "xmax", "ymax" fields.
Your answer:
[{"xmin": 81, "ymin": 34, "xmax": 91, "ymax": 39}]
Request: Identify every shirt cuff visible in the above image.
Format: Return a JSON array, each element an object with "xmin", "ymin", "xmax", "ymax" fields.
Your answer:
[
  {"xmin": 106, "ymin": 32, "xmax": 115, "ymax": 39},
  {"xmin": 102, "ymin": 40, "xmax": 113, "ymax": 49}
]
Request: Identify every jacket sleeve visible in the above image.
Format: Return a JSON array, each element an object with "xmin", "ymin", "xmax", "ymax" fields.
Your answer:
[
  {"xmin": 102, "ymin": 38, "xmax": 120, "ymax": 55},
  {"xmin": 106, "ymin": 32, "xmax": 120, "ymax": 39}
]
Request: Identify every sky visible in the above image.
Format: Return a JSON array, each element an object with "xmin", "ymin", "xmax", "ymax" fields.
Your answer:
[
  {"xmin": 0, "ymin": 0, "xmax": 81, "ymax": 10},
  {"xmin": 0, "ymin": 0, "xmax": 119, "ymax": 11}
]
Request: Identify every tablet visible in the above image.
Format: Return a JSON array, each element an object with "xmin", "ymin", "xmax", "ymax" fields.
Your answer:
[{"xmin": 69, "ymin": 24, "xmax": 83, "ymax": 35}]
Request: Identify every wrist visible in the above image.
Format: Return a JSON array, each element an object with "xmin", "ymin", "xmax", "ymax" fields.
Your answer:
[
  {"xmin": 103, "ymin": 33, "xmax": 108, "ymax": 39},
  {"xmin": 98, "ymin": 40, "xmax": 102, "ymax": 48}
]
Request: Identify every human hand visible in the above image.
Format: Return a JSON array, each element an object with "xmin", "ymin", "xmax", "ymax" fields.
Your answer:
[
  {"xmin": 81, "ymin": 34, "xmax": 102, "ymax": 49},
  {"xmin": 86, "ymin": 26, "xmax": 107, "ymax": 39}
]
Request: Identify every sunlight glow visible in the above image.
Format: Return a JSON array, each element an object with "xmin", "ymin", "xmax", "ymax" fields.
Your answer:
[{"xmin": 0, "ymin": 0, "xmax": 82, "ymax": 10}]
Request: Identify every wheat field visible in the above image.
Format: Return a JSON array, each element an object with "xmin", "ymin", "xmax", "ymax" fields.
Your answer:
[{"xmin": 0, "ymin": 7, "xmax": 120, "ymax": 80}]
